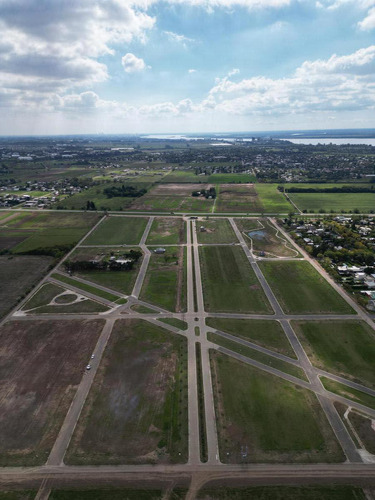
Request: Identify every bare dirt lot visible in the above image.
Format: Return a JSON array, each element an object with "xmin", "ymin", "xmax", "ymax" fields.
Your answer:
[
  {"xmin": 0, "ymin": 255, "xmax": 54, "ymax": 318},
  {"xmin": 66, "ymin": 319, "xmax": 188, "ymax": 465},
  {"xmin": 0, "ymin": 319, "xmax": 104, "ymax": 466}
]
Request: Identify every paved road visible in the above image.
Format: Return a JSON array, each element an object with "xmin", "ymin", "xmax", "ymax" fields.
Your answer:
[{"xmin": 130, "ymin": 216, "xmax": 154, "ymax": 298}]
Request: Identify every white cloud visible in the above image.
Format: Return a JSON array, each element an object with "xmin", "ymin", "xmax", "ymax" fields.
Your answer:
[
  {"xmin": 121, "ymin": 53, "xmax": 148, "ymax": 73},
  {"xmin": 188, "ymin": 69, "xmax": 197, "ymax": 73},
  {"xmin": 359, "ymin": 6, "xmax": 375, "ymax": 29},
  {"xmin": 163, "ymin": 31, "xmax": 195, "ymax": 44}
]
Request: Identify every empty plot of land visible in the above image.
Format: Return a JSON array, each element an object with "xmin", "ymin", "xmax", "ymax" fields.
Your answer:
[
  {"xmin": 83, "ymin": 217, "xmax": 148, "ymax": 245},
  {"xmin": 236, "ymin": 219, "xmax": 300, "ymax": 258},
  {"xmin": 199, "ymin": 246, "xmax": 272, "ymax": 313},
  {"xmin": 259, "ymin": 261, "xmax": 353, "ymax": 314},
  {"xmin": 216, "ymin": 184, "xmax": 263, "ymax": 213},
  {"xmin": 140, "ymin": 246, "xmax": 186, "ymax": 312},
  {"xmin": 128, "ymin": 184, "xmax": 214, "ymax": 212},
  {"xmin": 206, "ymin": 318, "xmax": 296, "ymax": 357},
  {"xmin": 348, "ymin": 411, "xmax": 375, "ymax": 455},
  {"xmin": 255, "ymin": 184, "xmax": 292, "ymax": 213},
  {"xmin": 146, "ymin": 217, "xmax": 186, "ymax": 245},
  {"xmin": 0, "ymin": 255, "xmax": 53, "ymax": 317},
  {"xmin": 288, "ymin": 192, "xmax": 375, "ymax": 213},
  {"xmin": 66, "ymin": 319, "xmax": 188, "ymax": 465},
  {"xmin": 210, "ymin": 351, "xmax": 344, "ymax": 463},
  {"xmin": 0, "ymin": 319, "xmax": 104, "ymax": 466},
  {"xmin": 49, "ymin": 490, "xmax": 168, "ymax": 500},
  {"xmin": 196, "ymin": 218, "xmax": 237, "ymax": 244},
  {"xmin": 292, "ymin": 320, "xmax": 375, "ymax": 389}
]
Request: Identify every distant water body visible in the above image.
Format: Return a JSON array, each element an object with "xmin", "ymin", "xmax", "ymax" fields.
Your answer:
[{"xmin": 283, "ymin": 138, "xmax": 375, "ymax": 146}]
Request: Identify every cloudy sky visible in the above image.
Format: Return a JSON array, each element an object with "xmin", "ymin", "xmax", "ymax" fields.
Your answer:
[{"xmin": 1, "ymin": 0, "xmax": 375, "ymax": 135}]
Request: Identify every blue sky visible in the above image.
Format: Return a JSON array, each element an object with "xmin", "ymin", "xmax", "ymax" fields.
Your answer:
[{"xmin": 1, "ymin": 0, "xmax": 375, "ymax": 134}]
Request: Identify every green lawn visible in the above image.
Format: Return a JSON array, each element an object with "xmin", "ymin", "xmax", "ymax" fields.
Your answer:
[
  {"xmin": 140, "ymin": 247, "xmax": 186, "ymax": 312},
  {"xmin": 159, "ymin": 318, "xmax": 188, "ymax": 330},
  {"xmin": 146, "ymin": 217, "xmax": 186, "ymax": 245},
  {"xmin": 196, "ymin": 219, "xmax": 237, "ymax": 244},
  {"xmin": 84, "ymin": 216, "xmax": 148, "ymax": 245},
  {"xmin": 289, "ymin": 192, "xmax": 375, "ymax": 213},
  {"xmin": 199, "ymin": 246, "xmax": 272, "ymax": 313},
  {"xmin": 320, "ymin": 377, "xmax": 375, "ymax": 410},
  {"xmin": 66, "ymin": 319, "xmax": 188, "ymax": 465},
  {"xmin": 76, "ymin": 269, "xmax": 139, "ymax": 295},
  {"xmin": 22, "ymin": 283, "xmax": 64, "ymax": 310},
  {"xmin": 210, "ymin": 351, "xmax": 344, "ymax": 463},
  {"xmin": 255, "ymin": 184, "xmax": 293, "ymax": 213},
  {"xmin": 292, "ymin": 320, "xmax": 375, "ymax": 388},
  {"xmin": 206, "ymin": 318, "xmax": 296, "ymax": 357},
  {"xmin": 51, "ymin": 273, "xmax": 121, "ymax": 302},
  {"xmin": 259, "ymin": 261, "xmax": 353, "ymax": 314}
]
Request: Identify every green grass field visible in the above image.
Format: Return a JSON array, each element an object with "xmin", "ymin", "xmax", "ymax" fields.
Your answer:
[
  {"xmin": 288, "ymin": 192, "xmax": 375, "ymax": 213},
  {"xmin": 259, "ymin": 261, "xmax": 353, "ymax": 314},
  {"xmin": 320, "ymin": 377, "xmax": 375, "ymax": 410},
  {"xmin": 0, "ymin": 491, "xmax": 36, "ymax": 500},
  {"xmin": 255, "ymin": 184, "xmax": 293, "ymax": 213},
  {"xmin": 292, "ymin": 320, "xmax": 375, "ymax": 388},
  {"xmin": 146, "ymin": 217, "xmax": 186, "ymax": 245},
  {"xmin": 83, "ymin": 216, "xmax": 148, "ymax": 245},
  {"xmin": 159, "ymin": 318, "xmax": 188, "ymax": 330},
  {"xmin": 140, "ymin": 247, "xmax": 186, "ymax": 312},
  {"xmin": 66, "ymin": 319, "xmax": 188, "ymax": 465},
  {"xmin": 51, "ymin": 273, "xmax": 121, "ymax": 302},
  {"xmin": 22, "ymin": 283, "xmax": 65, "ymax": 310},
  {"xmin": 199, "ymin": 246, "xmax": 272, "ymax": 313},
  {"xmin": 49, "ymin": 490, "xmax": 167, "ymax": 500},
  {"xmin": 216, "ymin": 184, "xmax": 263, "ymax": 213},
  {"xmin": 206, "ymin": 318, "xmax": 296, "ymax": 357},
  {"xmin": 196, "ymin": 218, "xmax": 237, "ymax": 244},
  {"xmin": 210, "ymin": 351, "xmax": 344, "ymax": 463}
]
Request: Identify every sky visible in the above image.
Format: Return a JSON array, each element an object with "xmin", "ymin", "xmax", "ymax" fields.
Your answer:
[{"xmin": 1, "ymin": 0, "xmax": 375, "ymax": 135}]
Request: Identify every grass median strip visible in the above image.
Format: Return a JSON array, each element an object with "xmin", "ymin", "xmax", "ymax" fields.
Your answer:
[
  {"xmin": 208, "ymin": 332, "xmax": 307, "ymax": 381},
  {"xmin": 159, "ymin": 318, "xmax": 188, "ymax": 331},
  {"xmin": 51, "ymin": 273, "xmax": 121, "ymax": 302},
  {"xmin": 196, "ymin": 342, "xmax": 208, "ymax": 463},
  {"xmin": 320, "ymin": 377, "xmax": 375, "ymax": 410}
]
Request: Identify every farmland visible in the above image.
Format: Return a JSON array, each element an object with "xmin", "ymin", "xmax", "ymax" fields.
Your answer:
[
  {"xmin": 292, "ymin": 320, "xmax": 375, "ymax": 388},
  {"xmin": 66, "ymin": 319, "xmax": 188, "ymax": 465},
  {"xmin": 146, "ymin": 217, "xmax": 186, "ymax": 245},
  {"xmin": 210, "ymin": 352, "xmax": 344, "ymax": 463},
  {"xmin": 259, "ymin": 261, "xmax": 354, "ymax": 314},
  {"xmin": 215, "ymin": 184, "xmax": 263, "ymax": 213},
  {"xmin": 83, "ymin": 216, "xmax": 148, "ymax": 245},
  {"xmin": 288, "ymin": 192, "xmax": 375, "ymax": 213},
  {"xmin": 199, "ymin": 245, "xmax": 272, "ymax": 313},
  {"xmin": 196, "ymin": 218, "xmax": 237, "ymax": 244},
  {"xmin": 0, "ymin": 319, "xmax": 104, "ymax": 466},
  {"xmin": 255, "ymin": 184, "xmax": 292, "ymax": 213}
]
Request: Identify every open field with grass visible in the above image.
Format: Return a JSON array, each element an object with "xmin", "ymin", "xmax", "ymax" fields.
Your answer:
[
  {"xmin": 206, "ymin": 318, "xmax": 296, "ymax": 357},
  {"xmin": 348, "ymin": 411, "xmax": 375, "ymax": 455},
  {"xmin": 51, "ymin": 273, "xmax": 122, "ymax": 302},
  {"xmin": 259, "ymin": 261, "xmax": 354, "ymax": 314},
  {"xmin": 196, "ymin": 218, "xmax": 237, "ymax": 244},
  {"xmin": 0, "ymin": 492, "xmax": 36, "ymax": 500},
  {"xmin": 0, "ymin": 255, "xmax": 53, "ymax": 317},
  {"xmin": 128, "ymin": 184, "xmax": 215, "ymax": 212},
  {"xmin": 141, "ymin": 246, "xmax": 186, "ymax": 312},
  {"xmin": 255, "ymin": 184, "xmax": 293, "ymax": 213},
  {"xmin": 197, "ymin": 485, "xmax": 366, "ymax": 500},
  {"xmin": 320, "ymin": 377, "xmax": 375, "ymax": 410},
  {"xmin": 216, "ymin": 184, "xmax": 263, "ymax": 213},
  {"xmin": 236, "ymin": 218, "xmax": 300, "ymax": 257},
  {"xmin": 288, "ymin": 192, "xmax": 375, "ymax": 213},
  {"xmin": 210, "ymin": 351, "xmax": 344, "ymax": 463},
  {"xmin": 199, "ymin": 246, "xmax": 272, "ymax": 313},
  {"xmin": 66, "ymin": 247, "xmax": 143, "ymax": 294},
  {"xmin": 66, "ymin": 319, "xmax": 188, "ymax": 465},
  {"xmin": 292, "ymin": 320, "xmax": 375, "ymax": 388},
  {"xmin": 83, "ymin": 216, "xmax": 148, "ymax": 245},
  {"xmin": 159, "ymin": 318, "xmax": 188, "ymax": 330},
  {"xmin": 49, "ymin": 489, "xmax": 170, "ymax": 500},
  {"xmin": 0, "ymin": 319, "xmax": 104, "ymax": 466},
  {"xmin": 160, "ymin": 170, "xmax": 203, "ymax": 183},
  {"xmin": 146, "ymin": 217, "xmax": 186, "ymax": 245}
]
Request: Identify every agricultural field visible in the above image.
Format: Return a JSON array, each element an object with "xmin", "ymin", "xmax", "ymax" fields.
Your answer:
[
  {"xmin": 66, "ymin": 319, "xmax": 188, "ymax": 465},
  {"xmin": 197, "ymin": 486, "xmax": 366, "ymax": 500},
  {"xmin": 128, "ymin": 184, "xmax": 215, "ymax": 212},
  {"xmin": 259, "ymin": 261, "xmax": 354, "ymax": 314},
  {"xmin": 0, "ymin": 255, "xmax": 53, "ymax": 317},
  {"xmin": 160, "ymin": 170, "xmax": 203, "ymax": 183},
  {"xmin": 206, "ymin": 318, "xmax": 296, "ymax": 357},
  {"xmin": 255, "ymin": 184, "xmax": 292, "ymax": 213},
  {"xmin": 235, "ymin": 218, "xmax": 300, "ymax": 257},
  {"xmin": 146, "ymin": 217, "xmax": 186, "ymax": 245},
  {"xmin": 83, "ymin": 216, "xmax": 148, "ymax": 245},
  {"xmin": 215, "ymin": 184, "xmax": 263, "ymax": 213},
  {"xmin": 210, "ymin": 352, "xmax": 344, "ymax": 463},
  {"xmin": 65, "ymin": 246, "xmax": 143, "ymax": 294},
  {"xmin": 140, "ymin": 246, "xmax": 186, "ymax": 311},
  {"xmin": 0, "ymin": 319, "xmax": 104, "ymax": 466},
  {"xmin": 292, "ymin": 320, "xmax": 375, "ymax": 388},
  {"xmin": 196, "ymin": 218, "xmax": 237, "ymax": 244},
  {"xmin": 288, "ymin": 192, "xmax": 375, "ymax": 213},
  {"xmin": 199, "ymin": 245, "xmax": 272, "ymax": 313}
]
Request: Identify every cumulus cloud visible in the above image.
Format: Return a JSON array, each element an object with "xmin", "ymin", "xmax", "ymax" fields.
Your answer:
[
  {"xmin": 359, "ymin": 6, "xmax": 375, "ymax": 29},
  {"xmin": 122, "ymin": 53, "xmax": 148, "ymax": 73},
  {"xmin": 188, "ymin": 69, "xmax": 197, "ymax": 73}
]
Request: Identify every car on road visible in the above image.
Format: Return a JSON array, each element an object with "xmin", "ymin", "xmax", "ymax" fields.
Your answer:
[{"xmin": 86, "ymin": 364, "xmax": 91, "ymax": 370}]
